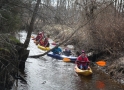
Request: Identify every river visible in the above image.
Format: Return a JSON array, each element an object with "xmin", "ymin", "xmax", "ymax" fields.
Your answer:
[{"xmin": 12, "ymin": 31, "xmax": 124, "ymax": 90}]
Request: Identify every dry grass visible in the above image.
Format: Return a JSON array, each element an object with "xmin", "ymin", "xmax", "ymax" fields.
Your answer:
[{"xmin": 40, "ymin": 2, "xmax": 124, "ymax": 58}]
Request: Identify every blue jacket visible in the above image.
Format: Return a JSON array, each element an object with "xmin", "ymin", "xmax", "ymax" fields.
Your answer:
[{"xmin": 52, "ymin": 47, "xmax": 62, "ymax": 54}]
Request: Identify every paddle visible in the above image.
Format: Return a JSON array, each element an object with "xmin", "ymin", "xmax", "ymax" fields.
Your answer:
[
  {"xmin": 63, "ymin": 58, "xmax": 106, "ymax": 66},
  {"xmin": 63, "ymin": 58, "xmax": 71, "ymax": 62},
  {"xmin": 96, "ymin": 60, "xmax": 106, "ymax": 66}
]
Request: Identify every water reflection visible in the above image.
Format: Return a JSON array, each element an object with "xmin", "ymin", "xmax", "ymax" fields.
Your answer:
[
  {"xmin": 96, "ymin": 81, "xmax": 105, "ymax": 90},
  {"xmin": 78, "ymin": 74, "xmax": 93, "ymax": 82}
]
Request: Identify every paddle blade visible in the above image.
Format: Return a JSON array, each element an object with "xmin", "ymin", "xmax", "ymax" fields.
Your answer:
[
  {"xmin": 63, "ymin": 58, "xmax": 71, "ymax": 62},
  {"xmin": 96, "ymin": 61, "xmax": 106, "ymax": 66}
]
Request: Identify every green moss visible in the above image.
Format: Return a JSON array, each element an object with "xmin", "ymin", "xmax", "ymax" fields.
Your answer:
[{"xmin": 0, "ymin": 48, "xmax": 10, "ymax": 53}]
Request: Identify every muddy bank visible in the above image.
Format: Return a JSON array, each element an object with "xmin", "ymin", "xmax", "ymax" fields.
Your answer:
[
  {"xmin": 103, "ymin": 56, "xmax": 124, "ymax": 84},
  {"xmin": 87, "ymin": 51, "xmax": 124, "ymax": 85}
]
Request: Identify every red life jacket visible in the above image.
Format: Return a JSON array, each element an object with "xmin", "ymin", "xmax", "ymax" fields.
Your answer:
[
  {"xmin": 36, "ymin": 32, "xmax": 44, "ymax": 41},
  {"xmin": 39, "ymin": 39, "xmax": 44, "ymax": 46},
  {"xmin": 76, "ymin": 55, "xmax": 90, "ymax": 67}
]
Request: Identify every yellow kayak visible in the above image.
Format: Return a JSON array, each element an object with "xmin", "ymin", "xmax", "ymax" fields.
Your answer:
[
  {"xmin": 74, "ymin": 65, "xmax": 92, "ymax": 76},
  {"xmin": 38, "ymin": 44, "xmax": 50, "ymax": 51}
]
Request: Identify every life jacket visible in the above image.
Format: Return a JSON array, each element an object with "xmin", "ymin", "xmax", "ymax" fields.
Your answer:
[
  {"xmin": 76, "ymin": 55, "xmax": 90, "ymax": 66},
  {"xmin": 52, "ymin": 47, "xmax": 62, "ymax": 54},
  {"xmin": 63, "ymin": 49, "xmax": 71, "ymax": 56},
  {"xmin": 36, "ymin": 32, "xmax": 44, "ymax": 41},
  {"xmin": 44, "ymin": 38, "xmax": 49, "ymax": 47},
  {"xmin": 36, "ymin": 35, "xmax": 41, "ymax": 41},
  {"xmin": 39, "ymin": 39, "xmax": 44, "ymax": 46}
]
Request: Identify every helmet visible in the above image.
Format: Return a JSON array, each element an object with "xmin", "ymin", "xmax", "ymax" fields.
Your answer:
[
  {"xmin": 39, "ymin": 32, "xmax": 42, "ymax": 34},
  {"xmin": 82, "ymin": 50, "xmax": 85, "ymax": 53},
  {"xmin": 38, "ymin": 32, "xmax": 42, "ymax": 35}
]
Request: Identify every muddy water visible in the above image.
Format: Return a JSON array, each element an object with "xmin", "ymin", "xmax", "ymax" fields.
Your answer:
[
  {"xmin": 12, "ymin": 31, "xmax": 124, "ymax": 90},
  {"xmin": 14, "ymin": 57, "xmax": 124, "ymax": 90}
]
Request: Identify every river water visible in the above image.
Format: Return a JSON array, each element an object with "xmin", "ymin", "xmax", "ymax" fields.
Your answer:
[{"xmin": 12, "ymin": 31, "xmax": 124, "ymax": 90}]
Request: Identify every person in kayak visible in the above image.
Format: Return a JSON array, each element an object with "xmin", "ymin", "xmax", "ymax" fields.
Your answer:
[
  {"xmin": 35, "ymin": 31, "xmax": 45, "ymax": 45},
  {"xmin": 62, "ymin": 45, "xmax": 72, "ymax": 56},
  {"xmin": 75, "ymin": 50, "xmax": 90, "ymax": 70},
  {"xmin": 52, "ymin": 46, "xmax": 62, "ymax": 54},
  {"xmin": 44, "ymin": 34, "xmax": 50, "ymax": 47},
  {"xmin": 35, "ymin": 31, "xmax": 44, "ymax": 41},
  {"xmin": 39, "ymin": 34, "xmax": 50, "ymax": 47},
  {"xmin": 39, "ymin": 37, "xmax": 45, "ymax": 46}
]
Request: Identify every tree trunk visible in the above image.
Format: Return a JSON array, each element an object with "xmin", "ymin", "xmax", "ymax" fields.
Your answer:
[{"xmin": 24, "ymin": 0, "xmax": 41, "ymax": 48}]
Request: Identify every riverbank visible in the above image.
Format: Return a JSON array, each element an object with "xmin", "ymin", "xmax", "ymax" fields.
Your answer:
[
  {"xmin": 92, "ymin": 53, "xmax": 124, "ymax": 85},
  {"xmin": 104, "ymin": 56, "xmax": 124, "ymax": 84},
  {"xmin": 0, "ymin": 32, "xmax": 30, "ymax": 89}
]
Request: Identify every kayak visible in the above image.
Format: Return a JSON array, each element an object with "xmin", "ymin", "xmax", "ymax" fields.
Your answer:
[
  {"xmin": 47, "ymin": 52, "xmax": 63, "ymax": 60},
  {"xmin": 38, "ymin": 44, "xmax": 50, "ymax": 51},
  {"xmin": 47, "ymin": 52, "xmax": 77, "ymax": 61},
  {"xmin": 74, "ymin": 65, "xmax": 92, "ymax": 76},
  {"xmin": 61, "ymin": 55, "xmax": 77, "ymax": 62}
]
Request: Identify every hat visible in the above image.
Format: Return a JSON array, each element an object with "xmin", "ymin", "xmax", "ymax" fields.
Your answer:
[
  {"xmin": 38, "ymin": 32, "xmax": 42, "ymax": 35},
  {"xmin": 82, "ymin": 50, "xmax": 85, "ymax": 53}
]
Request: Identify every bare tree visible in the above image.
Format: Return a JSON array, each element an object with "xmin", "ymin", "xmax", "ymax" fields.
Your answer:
[{"xmin": 24, "ymin": 0, "xmax": 41, "ymax": 48}]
